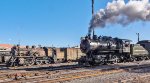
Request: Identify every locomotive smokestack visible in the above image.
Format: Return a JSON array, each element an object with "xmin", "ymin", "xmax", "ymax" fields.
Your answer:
[{"xmin": 136, "ymin": 33, "xmax": 140, "ymax": 42}]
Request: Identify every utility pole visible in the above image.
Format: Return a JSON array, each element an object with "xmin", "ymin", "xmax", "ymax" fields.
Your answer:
[
  {"xmin": 92, "ymin": 0, "xmax": 95, "ymax": 37},
  {"xmin": 92, "ymin": 0, "xmax": 94, "ymax": 15},
  {"xmin": 136, "ymin": 33, "xmax": 140, "ymax": 42}
]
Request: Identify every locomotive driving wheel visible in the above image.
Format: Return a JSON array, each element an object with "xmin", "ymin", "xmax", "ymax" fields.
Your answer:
[
  {"xmin": 130, "ymin": 56, "xmax": 136, "ymax": 62},
  {"xmin": 24, "ymin": 60, "xmax": 35, "ymax": 66},
  {"xmin": 36, "ymin": 61, "xmax": 43, "ymax": 65},
  {"xmin": 100, "ymin": 58, "xmax": 107, "ymax": 65},
  {"xmin": 111, "ymin": 55, "xmax": 120, "ymax": 63},
  {"xmin": 24, "ymin": 58, "xmax": 35, "ymax": 66}
]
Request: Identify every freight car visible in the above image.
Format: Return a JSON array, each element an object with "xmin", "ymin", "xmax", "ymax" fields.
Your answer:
[
  {"xmin": 79, "ymin": 35, "xmax": 150, "ymax": 66},
  {"xmin": 43, "ymin": 47, "xmax": 85, "ymax": 62}
]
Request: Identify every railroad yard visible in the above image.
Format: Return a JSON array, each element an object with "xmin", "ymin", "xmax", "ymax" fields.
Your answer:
[
  {"xmin": 1, "ymin": 0, "xmax": 150, "ymax": 83},
  {"xmin": 0, "ymin": 60, "xmax": 150, "ymax": 83}
]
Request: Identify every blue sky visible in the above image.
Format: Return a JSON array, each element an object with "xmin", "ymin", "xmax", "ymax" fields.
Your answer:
[{"xmin": 0, "ymin": 0, "xmax": 150, "ymax": 47}]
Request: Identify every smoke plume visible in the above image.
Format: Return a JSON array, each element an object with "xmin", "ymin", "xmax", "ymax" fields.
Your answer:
[{"xmin": 89, "ymin": 0, "xmax": 150, "ymax": 34}]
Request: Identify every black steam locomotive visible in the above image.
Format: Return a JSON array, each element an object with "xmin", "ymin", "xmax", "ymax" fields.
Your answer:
[{"xmin": 79, "ymin": 34, "xmax": 150, "ymax": 66}]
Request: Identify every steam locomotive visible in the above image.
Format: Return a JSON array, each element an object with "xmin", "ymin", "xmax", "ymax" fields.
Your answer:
[
  {"xmin": 5, "ymin": 46, "xmax": 55, "ymax": 67},
  {"xmin": 79, "ymin": 34, "xmax": 150, "ymax": 66}
]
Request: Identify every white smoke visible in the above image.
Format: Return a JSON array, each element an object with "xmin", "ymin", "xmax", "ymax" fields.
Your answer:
[{"xmin": 89, "ymin": 0, "xmax": 150, "ymax": 32}]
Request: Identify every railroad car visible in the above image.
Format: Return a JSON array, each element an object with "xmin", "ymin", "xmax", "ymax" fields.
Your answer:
[{"xmin": 50, "ymin": 48, "xmax": 85, "ymax": 62}]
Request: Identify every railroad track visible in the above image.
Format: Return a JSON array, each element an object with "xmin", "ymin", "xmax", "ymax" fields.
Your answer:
[
  {"xmin": 1, "ymin": 69, "xmax": 125, "ymax": 83},
  {"xmin": 36, "ymin": 64, "xmax": 150, "ymax": 83},
  {"xmin": 0, "ymin": 64, "xmax": 82, "ymax": 83},
  {"xmin": 1, "ymin": 63, "xmax": 150, "ymax": 83},
  {"xmin": 8, "ymin": 62, "xmax": 78, "ymax": 70},
  {"xmin": 0, "ymin": 63, "xmax": 81, "ymax": 80}
]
